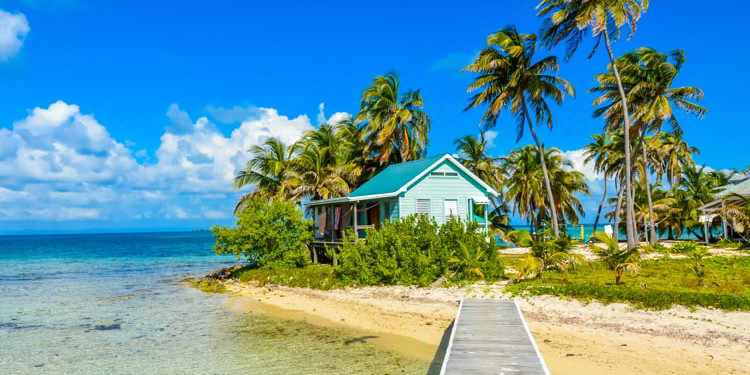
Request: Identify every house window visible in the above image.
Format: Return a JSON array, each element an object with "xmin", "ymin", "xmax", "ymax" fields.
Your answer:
[
  {"xmin": 384, "ymin": 202, "xmax": 391, "ymax": 221},
  {"xmin": 430, "ymin": 171, "xmax": 458, "ymax": 178},
  {"xmin": 416, "ymin": 199, "xmax": 430, "ymax": 216},
  {"xmin": 444, "ymin": 199, "xmax": 458, "ymax": 220}
]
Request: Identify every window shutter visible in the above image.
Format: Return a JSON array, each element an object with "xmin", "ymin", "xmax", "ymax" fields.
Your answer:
[{"xmin": 416, "ymin": 199, "xmax": 430, "ymax": 215}]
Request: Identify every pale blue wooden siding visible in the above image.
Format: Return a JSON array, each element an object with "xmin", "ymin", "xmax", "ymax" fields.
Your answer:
[{"xmin": 399, "ymin": 161, "xmax": 488, "ymax": 224}]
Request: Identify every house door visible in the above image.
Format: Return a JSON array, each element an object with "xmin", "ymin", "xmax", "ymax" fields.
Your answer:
[{"xmin": 444, "ymin": 199, "xmax": 458, "ymax": 221}]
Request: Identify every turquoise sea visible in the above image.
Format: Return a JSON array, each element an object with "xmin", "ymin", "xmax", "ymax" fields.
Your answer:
[
  {"xmin": 0, "ymin": 232, "xmax": 430, "ymax": 374},
  {"xmin": 510, "ymin": 224, "xmax": 707, "ymax": 243}
]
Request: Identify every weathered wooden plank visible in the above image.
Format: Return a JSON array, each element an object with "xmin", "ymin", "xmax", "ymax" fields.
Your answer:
[{"xmin": 439, "ymin": 299, "xmax": 549, "ymax": 375}]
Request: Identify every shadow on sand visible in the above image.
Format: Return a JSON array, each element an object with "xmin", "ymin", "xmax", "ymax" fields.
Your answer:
[{"xmin": 425, "ymin": 321, "xmax": 453, "ymax": 375}]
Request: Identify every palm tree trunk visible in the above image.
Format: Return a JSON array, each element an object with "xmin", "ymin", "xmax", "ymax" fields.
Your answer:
[
  {"xmin": 635, "ymin": 124, "xmax": 658, "ymax": 244},
  {"xmin": 615, "ymin": 182, "xmax": 625, "ymax": 241},
  {"xmin": 524, "ymin": 101, "xmax": 559, "ymax": 238},
  {"xmin": 632, "ymin": 184, "xmax": 639, "ymax": 242},
  {"xmin": 592, "ymin": 177, "xmax": 608, "ymax": 237},
  {"xmin": 603, "ymin": 29, "xmax": 636, "ymax": 250}
]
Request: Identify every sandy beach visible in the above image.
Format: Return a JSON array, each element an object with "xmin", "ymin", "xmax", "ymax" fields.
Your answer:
[{"xmin": 222, "ymin": 280, "xmax": 750, "ymax": 375}]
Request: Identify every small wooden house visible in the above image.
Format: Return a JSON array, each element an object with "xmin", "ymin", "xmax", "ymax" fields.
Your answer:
[{"xmin": 306, "ymin": 153, "xmax": 499, "ymax": 246}]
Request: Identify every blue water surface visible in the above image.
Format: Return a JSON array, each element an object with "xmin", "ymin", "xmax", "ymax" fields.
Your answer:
[{"xmin": 0, "ymin": 231, "xmax": 428, "ymax": 375}]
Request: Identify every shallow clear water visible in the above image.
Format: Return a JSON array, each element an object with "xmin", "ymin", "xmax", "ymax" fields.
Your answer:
[
  {"xmin": 0, "ymin": 232, "xmax": 429, "ymax": 374},
  {"xmin": 511, "ymin": 224, "xmax": 713, "ymax": 243}
]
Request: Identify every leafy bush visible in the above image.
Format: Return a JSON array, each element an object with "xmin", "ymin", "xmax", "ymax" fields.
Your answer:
[
  {"xmin": 212, "ymin": 197, "xmax": 313, "ymax": 269},
  {"xmin": 670, "ymin": 242, "xmax": 705, "ymax": 254},
  {"xmin": 335, "ymin": 215, "xmax": 503, "ymax": 286}
]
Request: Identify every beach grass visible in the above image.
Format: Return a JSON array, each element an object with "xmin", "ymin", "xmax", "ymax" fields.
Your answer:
[
  {"xmin": 229, "ymin": 264, "xmax": 350, "ymax": 290},
  {"xmin": 506, "ymin": 256, "xmax": 750, "ymax": 310}
]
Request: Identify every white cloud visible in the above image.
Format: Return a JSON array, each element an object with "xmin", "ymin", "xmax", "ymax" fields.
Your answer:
[
  {"xmin": 0, "ymin": 101, "xmax": 317, "ymax": 221},
  {"xmin": 327, "ymin": 112, "xmax": 352, "ymax": 125},
  {"xmin": 0, "ymin": 10, "xmax": 29, "ymax": 61},
  {"xmin": 316, "ymin": 102, "xmax": 351, "ymax": 126},
  {"xmin": 316, "ymin": 102, "xmax": 326, "ymax": 125},
  {"xmin": 562, "ymin": 148, "xmax": 602, "ymax": 183},
  {"xmin": 484, "ymin": 130, "xmax": 498, "ymax": 148}
]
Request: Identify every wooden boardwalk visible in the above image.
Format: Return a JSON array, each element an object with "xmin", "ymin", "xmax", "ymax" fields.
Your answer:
[{"xmin": 439, "ymin": 299, "xmax": 549, "ymax": 375}]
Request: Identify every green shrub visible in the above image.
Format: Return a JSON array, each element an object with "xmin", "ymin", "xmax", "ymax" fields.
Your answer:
[
  {"xmin": 508, "ymin": 282, "xmax": 750, "ymax": 311},
  {"xmin": 230, "ymin": 264, "xmax": 346, "ymax": 290},
  {"xmin": 642, "ymin": 243, "xmax": 668, "ymax": 253},
  {"xmin": 212, "ymin": 197, "xmax": 313, "ymax": 269},
  {"xmin": 670, "ymin": 242, "xmax": 705, "ymax": 254},
  {"xmin": 335, "ymin": 215, "xmax": 503, "ymax": 286}
]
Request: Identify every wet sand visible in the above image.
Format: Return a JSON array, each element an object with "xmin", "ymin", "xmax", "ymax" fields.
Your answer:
[{"xmin": 222, "ymin": 281, "xmax": 750, "ymax": 375}]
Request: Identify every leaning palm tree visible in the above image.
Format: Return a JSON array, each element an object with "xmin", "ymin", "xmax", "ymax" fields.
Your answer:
[
  {"xmin": 584, "ymin": 132, "xmax": 613, "ymax": 236},
  {"xmin": 593, "ymin": 48, "xmax": 706, "ymax": 244},
  {"xmin": 355, "ymin": 73, "xmax": 430, "ymax": 165},
  {"xmin": 463, "ymin": 26, "xmax": 575, "ymax": 237},
  {"xmin": 233, "ymin": 137, "xmax": 297, "ymax": 214},
  {"xmin": 537, "ymin": 0, "xmax": 649, "ymax": 249}
]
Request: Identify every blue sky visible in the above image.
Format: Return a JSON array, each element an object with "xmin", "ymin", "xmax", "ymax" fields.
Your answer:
[{"xmin": 0, "ymin": 0, "xmax": 746, "ymax": 234}]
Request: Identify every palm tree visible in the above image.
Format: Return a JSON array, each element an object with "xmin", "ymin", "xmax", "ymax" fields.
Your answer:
[
  {"xmin": 503, "ymin": 146, "xmax": 546, "ymax": 235},
  {"xmin": 454, "ymin": 133, "xmax": 503, "ymax": 191},
  {"xmin": 595, "ymin": 48, "xmax": 706, "ymax": 243},
  {"xmin": 674, "ymin": 165, "xmax": 717, "ymax": 241},
  {"xmin": 584, "ymin": 132, "xmax": 613, "ymax": 236},
  {"xmin": 588, "ymin": 232, "xmax": 640, "ymax": 285},
  {"xmin": 657, "ymin": 130, "xmax": 699, "ymax": 187},
  {"xmin": 334, "ymin": 118, "xmax": 377, "ymax": 187},
  {"xmin": 463, "ymin": 26, "xmax": 575, "ymax": 237},
  {"xmin": 233, "ymin": 137, "xmax": 298, "ymax": 214},
  {"xmin": 285, "ymin": 144, "xmax": 359, "ymax": 201},
  {"xmin": 503, "ymin": 145, "xmax": 589, "ymax": 233},
  {"xmin": 538, "ymin": 0, "xmax": 649, "ymax": 249},
  {"xmin": 355, "ymin": 73, "xmax": 430, "ymax": 165},
  {"xmin": 724, "ymin": 194, "xmax": 750, "ymax": 242}
]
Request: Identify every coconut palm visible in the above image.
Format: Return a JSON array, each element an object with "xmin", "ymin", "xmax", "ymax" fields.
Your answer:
[
  {"xmin": 285, "ymin": 144, "xmax": 359, "ymax": 201},
  {"xmin": 334, "ymin": 118, "xmax": 377, "ymax": 187},
  {"xmin": 538, "ymin": 0, "xmax": 649, "ymax": 249},
  {"xmin": 454, "ymin": 132, "xmax": 503, "ymax": 191},
  {"xmin": 463, "ymin": 26, "xmax": 575, "ymax": 237},
  {"xmin": 584, "ymin": 132, "xmax": 613, "ymax": 236},
  {"xmin": 232, "ymin": 137, "xmax": 298, "ymax": 214},
  {"xmin": 355, "ymin": 73, "xmax": 430, "ymax": 165},
  {"xmin": 503, "ymin": 145, "xmax": 589, "ymax": 233},
  {"xmin": 655, "ymin": 130, "xmax": 699, "ymax": 187},
  {"xmin": 724, "ymin": 194, "xmax": 750, "ymax": 242},
  {"xmin": 596, "ymin": 48, "xmax": 706, "ymax": 243}
]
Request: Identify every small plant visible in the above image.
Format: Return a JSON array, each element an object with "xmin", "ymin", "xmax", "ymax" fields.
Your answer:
[
  {"xmin": 589, "ymin": 232, "xmax": 640, "ymax": 285},
  {"xmin": 670, "ymin": 242, "xmax": 704, "ymax": 254},
  {"xmin": 516, "ymin": 238, "xmax": 583, "ymax": 279},
  {"xmin": 688, "ymin": 248, "xmax": 710, "ymax": 286},
  {"xmin": 506, "ymin": 230, "xmax": 533, "ymax": 246}
]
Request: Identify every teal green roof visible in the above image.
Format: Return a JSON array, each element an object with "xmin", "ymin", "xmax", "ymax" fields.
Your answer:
[{"xmin": 348, "ymin": 154, "xmax": 448, "ymax": 198}]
